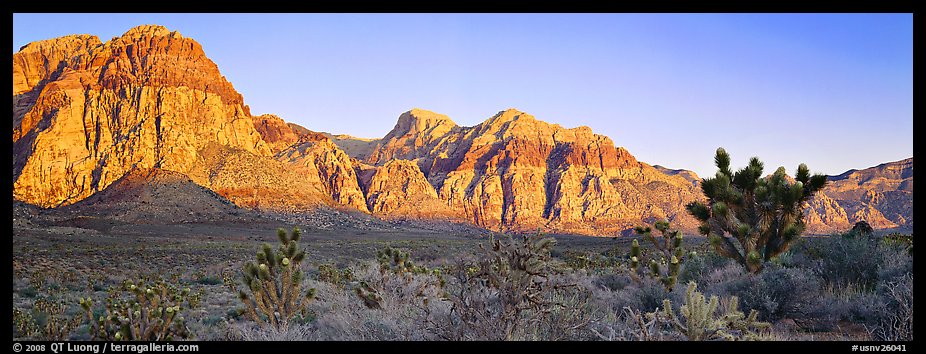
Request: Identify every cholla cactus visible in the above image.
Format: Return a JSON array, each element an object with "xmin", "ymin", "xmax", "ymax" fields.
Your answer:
[
  {"xmin": 356, "ymin": 246, "xmax": 444, "ymax": 310},
  {"xmin": 686, "ymin": 148, "xmax": 826, "ymax": 273},
  {"xmin": 12, "ymin": 308, "xmax": 38, "ymax": 339},
  {"xmin": 79, "ymin": 279, "xmax": 191, "ymax": 341},
  {"xmin": 377, "ymin": 246, "xmax": 414, "ymax": 274},
  {"xmin": 377, "ymin": 246, "xmax": 435, "ymax": 276},
  {"xmin": 354, "ymin": 280, "xmax": 383, "ymax": 309},
  {"xmin": 651, "ymin": 281, "xmax": 769, "ymax": 341},
  {"xmin": 632, "ymin": 220, "xmax": 686, "ymax": 290},
  {"xmin": 34, "ymin": 299, "xmax": 83, "ymax": 340},
  {"xmin": 237, "ymin": 227, "xmax": 316, "ymax": 330}
]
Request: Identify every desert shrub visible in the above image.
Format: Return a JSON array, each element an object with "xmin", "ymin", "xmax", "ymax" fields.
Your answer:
[
  {"xmin": 870, "ymin": 273, "xmax": 913, "ymax": 341},
  {"xmin": 306, "ymin": 260, "xmax": 448, "ymax": 340},
  {"xmin": 881, "ymin": 233, "xmax": 913, "ymax": 254},
  {"xmin": 877, "ymin": 241, "xmax": 913, "ymax": 284},
  {"xmin": 562, "ymin": 250, "xmax": 620, "ymax": 271},
  {"xmin": 315, "ymin": 263, "xmax": 354, "ymax": 286},
  {"xmin": 230, "ymin": 322, "xmax": 314, "ymax": 341},
  {"xmin": 593, "ymin": 272, "xmax": 634, "ymax": 292},
  {"xmin": 811, "ymin": 233, "xmax": 882, "ymax": 290},
  {"xmin": 676, "ymin": 250, "xmax": 729, "ymax": 285},
  {"xmin": 431, "ymin": 233, "xmax": 594, "ymax": 340},
  {"xmin": 816, "ymin": 290, "xmax": 884, "ymax": 327},
  {"xmin": 195, "ymin": 276, "xmax": 222, "ymax": 286},
  {"xmin": 20, "ymin": 286, "xmax": 38, "ymax": 298},
  {"xmin": 700, "ymin": 263, "xmax": 823, "ymax": 326},
  {"xmin": 202, "ymin": 316, "xmax": 224, "ymax": 327},
  {"xmin": 630, "ymin": 276, "xmax": 675, "ymax": 314},
  {"xmin": 79, "ymin": 279, "xmax": 192, "ymax": 341}
]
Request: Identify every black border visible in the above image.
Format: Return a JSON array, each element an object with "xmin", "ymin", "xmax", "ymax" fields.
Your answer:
[{"xmin": 8, "ymin": 0, "xmax": 918, "ymax": 350}]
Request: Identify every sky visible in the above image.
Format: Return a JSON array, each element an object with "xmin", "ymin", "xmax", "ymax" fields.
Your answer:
[{"xmin": 12, "ymin": 14, "xmax": 912, "ymax": 177}]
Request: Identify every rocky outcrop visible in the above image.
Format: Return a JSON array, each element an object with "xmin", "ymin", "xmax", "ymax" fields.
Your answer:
[
  {"xmin": 13, "ymin": 25, "xmax": 270, "ymax": 208},
  {"xmin": 276, "ymin": 135, "xmax": 368, "ymax": 212},
  {"xmin": 366, "ymin": 108, "xmax": 460, "ymax": 166},
  {"xmin": 59, "ymin": 167, "xmax": 242, "ymax": 223},
  {"xmin": 187, "ymin": 143, "xmax": 331, "ymax": 212},
  {"xmin": 361, "ymin": 108, "xmax": 702, "ymax": 234},
  {"xmin": 13, "ymin": 34, "xmax": 102, "ymax": 96},
  {"xmin": 251, "ymin": 114, "xmax": 305, "ymax": 153},
  {"xmin": 653, "ymin": 165, "xmax": 701, "ymax": 188},
  {"xmin": 364, "ymin": 159, "xmax": 461, "ymax": 219}
]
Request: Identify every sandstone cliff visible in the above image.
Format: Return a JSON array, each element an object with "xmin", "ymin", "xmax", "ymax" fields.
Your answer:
[
  {"xmin": 360, "ymin": 108, "xmax": 702, "ymax": 234},
  {"xmin": 13, "ymin": 25, "xmax": 270, "ymax": 207},
  {"xmin": 11, "ymin": 25, "xmax": 368, "ymax": 213},
  {"xmin": 363, "ymin": 159, "xmax": 462, "ymax": 219},
  {"xmin": 325, "ymin": 134, "xmax": 380, "ymax": 161}
]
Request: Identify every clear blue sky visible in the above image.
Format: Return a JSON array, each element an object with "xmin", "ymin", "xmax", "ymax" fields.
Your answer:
[{"xmin": 13, "ymin": 14, "xmax": 912, "ymax": 177}]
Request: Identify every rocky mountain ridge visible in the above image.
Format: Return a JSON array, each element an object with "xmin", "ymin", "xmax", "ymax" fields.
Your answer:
[{"xmin": 12, "ymin": 25, "xmax": 912, "ymax": 235}]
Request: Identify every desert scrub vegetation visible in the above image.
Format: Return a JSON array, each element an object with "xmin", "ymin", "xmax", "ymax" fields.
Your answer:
[
  {"xmin": 12, "ymin": 217, "xmax": 913, "ymax": 341},
  {"xmin": 429, "ymin": 233, "xmax": 594, "ymax": 340}
]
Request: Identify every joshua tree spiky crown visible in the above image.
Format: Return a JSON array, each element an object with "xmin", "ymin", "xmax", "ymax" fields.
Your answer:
[
  {"xmin": 685, "ymin": 148, "xmax": 826, "ymax": 273},
  {"xmin": 632, "ymin": 220, "xmax": 685, "ymax": 290},
  {"xmin": 238, "ymin": 227, "xmax": 316, "ymax": 330},
  {"xmin": 79, "ymin": 279, "xmax": 191, "ymax": 341}
]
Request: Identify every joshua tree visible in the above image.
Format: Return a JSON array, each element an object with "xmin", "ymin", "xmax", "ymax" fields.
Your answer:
[
  {"xmin": 686, "ymin": 148, "xmax": 826, "ymax": 273},
  {"xmin": 237, "ymin": 227, "xmax": 316, "ymax": 330},
  {"xmin": 631, "ymin": 220, "xmax": 686, "ymax": 290},
  {"xmin": 79, "ymin": 279, "xmax": 191, "ymax": 341}
]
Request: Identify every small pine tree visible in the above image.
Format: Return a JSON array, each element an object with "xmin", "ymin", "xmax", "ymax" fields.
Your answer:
[
  {"xmin": 237, "ymin": 227, "xmax": 316, "ymax": 330},
  {"xmin": 686, "ymin": 148, "xmax": 826, "ymax": 273},
  {"xmin": 631, "ymin": 220, "xmax": 685, "ymax": 290}
]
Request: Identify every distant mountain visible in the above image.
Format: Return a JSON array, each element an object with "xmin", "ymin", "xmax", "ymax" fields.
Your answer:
[
  {"xmin": 804, "ymin": 158, "xmax": 913, "ymax": 233},
  {"xmin": 355, "ymin": 108, "xmax": 702, "ymax": 234},
  {"xmin": 323, "ymin": 133, "xmax": 380, "ymax": 161},
  {"xmin": 11, "ymin": 24, "xmax": 912, "ymax": 236},
  {"xmin": 653, "ymin": 165, "xmax": 700, "ymax": 188}
]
